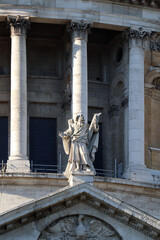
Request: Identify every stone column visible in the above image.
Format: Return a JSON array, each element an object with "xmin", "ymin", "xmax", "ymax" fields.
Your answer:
[
  {"xmin": 68, "ymin": 21, "xmax": 92, "ymax": 122},
  {"xmin": 7, "ymin": 15, "xmax": 30, "ymax": 172},
  {"xmin": 124, "ymin": 28, "xmax": 152, "ymax": 182}
]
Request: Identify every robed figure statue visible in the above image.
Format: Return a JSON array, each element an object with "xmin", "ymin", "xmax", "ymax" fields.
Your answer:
[{"xmin": 59, "ymin": 113, "xmax": 101, "ymax": 178}]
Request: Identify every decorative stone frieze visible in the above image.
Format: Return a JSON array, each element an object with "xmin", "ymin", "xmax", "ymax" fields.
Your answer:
[{"xmin": 7, "ymin": 15, "xmax": 30, "ymax": 37}]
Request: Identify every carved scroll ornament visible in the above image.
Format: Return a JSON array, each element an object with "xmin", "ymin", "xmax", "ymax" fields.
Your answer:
[
  {"xmin": 67, "ymin": 20, "xmax": 93, "ymax": 39},
  {"xmin": 123, "ymin": 27, "xmax": 150, "ymax": 48},
  {"xmin": 7, "ymin": 15, "xmax": 30, "ymax": 36},
  {"xmin": 67, "ymin": 21, "xmax": 93, "ymax": 33}
]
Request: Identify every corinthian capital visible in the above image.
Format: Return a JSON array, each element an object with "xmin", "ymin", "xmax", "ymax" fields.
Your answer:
[
  {"xmin": 123, "ymin": 28, "xmax": 150, "ymax": 48},
  {"xmin": 67, "ymin": 20, "xmax": 93, "ymax": 40},
  {"xmin": 7, "ymin": 15, "xmax": 30, "ymax": 37}
]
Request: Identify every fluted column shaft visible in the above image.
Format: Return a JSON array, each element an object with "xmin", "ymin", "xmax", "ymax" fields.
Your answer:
[
  {"xmin": 68, "ymin": 21, "xmax": 92, "ymax": 122},
  {"xmin": 124, "ymin": 28, "xmax": 152, "ymax": 182},
  {"xmin": 129, "ymin": 36, "xmax": 145, "ymax": 167},
  {"xmin": 7, "ymin": 16, "xmax": 30, "ymax": 172}
]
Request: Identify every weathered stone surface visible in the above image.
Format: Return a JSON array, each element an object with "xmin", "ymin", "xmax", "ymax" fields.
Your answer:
[
  {"xmin": 38, "ymin": 215, "xmax": 121, "ymax": 239},
  {"xmin": 0, "ymin": 182, "xmax": 159, "ymax": 239}
]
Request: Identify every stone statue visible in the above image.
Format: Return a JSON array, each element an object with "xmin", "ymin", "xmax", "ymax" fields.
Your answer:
[{"xmin": 59, "ymin": 113, "xmax": 101, "ymax": 178}]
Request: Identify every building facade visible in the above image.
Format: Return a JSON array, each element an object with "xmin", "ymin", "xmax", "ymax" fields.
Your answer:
[{"xmin": 0, "ymin": 0, "xmax": 160, "ymax": 239}]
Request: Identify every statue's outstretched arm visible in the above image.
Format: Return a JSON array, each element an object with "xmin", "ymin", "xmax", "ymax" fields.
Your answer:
[{"xmin": 89, "ymin": 113, "xmax": 101, "ymax": 132}]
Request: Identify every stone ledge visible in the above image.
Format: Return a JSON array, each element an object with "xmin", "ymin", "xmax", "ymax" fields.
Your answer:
[{"xmin": 0, "ymin": 172, "xmax": 160, "ymax": 189}]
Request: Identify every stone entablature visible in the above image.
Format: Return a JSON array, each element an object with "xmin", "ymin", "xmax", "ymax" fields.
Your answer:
[{"xmin": 1, "ymin": 1, "xmax": 160, "ymax": 32}]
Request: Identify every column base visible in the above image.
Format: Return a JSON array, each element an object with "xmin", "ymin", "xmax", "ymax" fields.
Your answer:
[
  {"xmin": 68, "ymin": 171, "xmax": 95, "ymax": 187},
  {"xmin": 7, "ymin": 159, "xmax": 30, "ymax": 173},
  {"xmin": 123, "ymin": 165, "xmax": 153, "ymax": 183}
]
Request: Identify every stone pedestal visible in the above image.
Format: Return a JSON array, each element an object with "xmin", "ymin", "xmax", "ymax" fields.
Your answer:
[
  {"xmin": 68, "ymin": 171, "xmax": 94, "ymax": 187},
  {"xmin": 124, "ymin": 28, "xmax": 153, "ymax": 182},
  {"xmin": 7, "ymin": 16, "xmax": 30, "ymax": 173},
  {"xmin": 68, "ymin": 21, "xmax": 92, "ymax": 122}
]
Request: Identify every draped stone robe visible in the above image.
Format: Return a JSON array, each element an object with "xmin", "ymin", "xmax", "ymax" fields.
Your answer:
[{"xmin": 61, "ymin": 115, "xmax": 100, "ymax": 178}]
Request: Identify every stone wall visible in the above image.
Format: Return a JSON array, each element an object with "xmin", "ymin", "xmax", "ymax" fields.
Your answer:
[{"xmin": 145, "ymin": 50, "xmax": 160, "ymax": 171}]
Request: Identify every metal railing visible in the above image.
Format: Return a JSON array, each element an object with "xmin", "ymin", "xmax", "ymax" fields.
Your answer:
[
  {"xmin": 30, "ymin": 162, "xmax": 59, "ymax": 173},
  {"xmin": 0, "ymin": 161, "xmax": 116, "ymax": 178},
  {"xmin": 95, "ymin": 168, "xmax": 116, "ymax": 178},
  {"xmin": 0, "ymin": 160, "xmax": 7, "ymax": 173}
]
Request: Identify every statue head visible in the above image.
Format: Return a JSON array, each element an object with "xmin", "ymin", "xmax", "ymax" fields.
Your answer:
[{"xmin": 76, "ymin": 114, "xmax": 85, "ymax": 127}]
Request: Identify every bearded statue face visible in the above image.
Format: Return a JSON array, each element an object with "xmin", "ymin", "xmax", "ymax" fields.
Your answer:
[{"xmin": 76, "ymin": 114, "xmax": 85, "ymax": 128}]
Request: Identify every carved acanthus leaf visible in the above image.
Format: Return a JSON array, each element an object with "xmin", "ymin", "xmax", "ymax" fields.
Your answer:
[
  {"xmin": 7, "ymin": 15, "xmax": 30, "ymax": 36},
  {"xmin": 67, "ymin": 20, "xmax": 93, "ymax": 33},
  {"xmin": 123, "ymin": 27, "xmax": 150, "ymax": 40}
]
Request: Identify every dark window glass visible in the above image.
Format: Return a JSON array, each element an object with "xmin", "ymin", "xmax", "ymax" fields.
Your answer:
[
  {"xmin": 29, "ymin": 117, "xmax": 57, "ymax": 173},
  {"xmin": 0, "ymin": 117, "xmax": 8, "ymax": 164}
]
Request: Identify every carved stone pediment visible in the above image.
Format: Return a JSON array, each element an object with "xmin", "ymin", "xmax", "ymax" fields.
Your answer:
[
  {"xmin": 0, "ymin": 183, "xmax": 159, "ymax": 239},
  {"xmin": 38, "ymin": 215, "xmax": 121, "ymax": 240}
]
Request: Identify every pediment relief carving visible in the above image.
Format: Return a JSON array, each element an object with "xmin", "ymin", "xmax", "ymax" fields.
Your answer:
[{"xmin": 38, "ymin": 214, "xmax": 122, "ymax": 240}]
